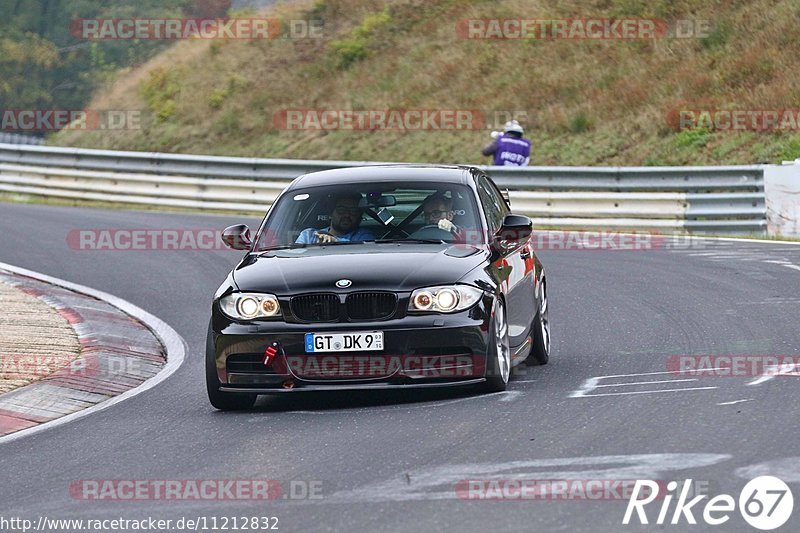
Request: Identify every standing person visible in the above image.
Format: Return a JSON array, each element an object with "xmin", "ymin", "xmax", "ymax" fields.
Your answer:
[{"xmin": 482, "ymin": 120, "xmax": 531, "ymax": 166}]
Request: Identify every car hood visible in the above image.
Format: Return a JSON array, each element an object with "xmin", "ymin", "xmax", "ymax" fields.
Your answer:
[{"xmin": 232, "ymin": 243, "xmax": 487, "ymax": 294}]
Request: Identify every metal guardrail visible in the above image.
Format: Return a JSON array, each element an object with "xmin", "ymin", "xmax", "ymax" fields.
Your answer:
[
  {"xmin": 0, "ymin": 133, "xmax": 43, "ymax": 146},
  {"xmin": 0, "ymin": 143, "xmax": 767, "ymax": 234}
]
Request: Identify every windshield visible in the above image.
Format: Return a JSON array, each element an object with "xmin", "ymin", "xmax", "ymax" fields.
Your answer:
[{"xmin": 253, "ymin": 181, "xmax": 484, "ymax": 251}]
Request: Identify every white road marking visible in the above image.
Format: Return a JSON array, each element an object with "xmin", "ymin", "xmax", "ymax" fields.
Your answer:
[
  {"xmin": 325, "ymin": 453, "xmax": 731, "ymax": 503},
  {"xmin": 570, "ymin": 376, "xmax": 601, "ymax": 398},
  {"xmin": 736, "ymin": 458, "xmax": 800, "ymax": 483},
  {"xmin": 498, "ymin": 391, "xmax": 523, "ymax": 402},
  {"xmin": 685, "ymin": 252, "xmax": 740, "ymax": 257},
  {"xmin": 736, "ymin": 298, "xmax": 800, "ymax": 305},
  {"xmin": 748, "ymin": 375, "xmax": 773, "ymax": 387},
  {"xmin": 575, "ymin": 387, "xmax": 717, "ymax": 398},
  {"xmin": 593, "ymin": 378, "xmax": 698, "ymax": 388},
  {"xmin": 583, "ymin": 370, "xmax": 697, "ymax": 379},
  {"xmin": 680, "ymin": 236, "xmax": 800, "ymax": 247},
  {"xmin": 571, "ymin": 370, "xmax": 722, "ymax": 398},
  {"xmin": 762, "ymin": 259, "xmax": 800, "ymax": 272},
  {"xmin": 747, "ymin": 362, "xmax": 800, "ymax": 386},
  {"xmin": 667, "ymin": 238, "xmax": 800, "ymax": 278},
  {"xmin": 0, "ymin": 262, "xmax": 186, "ymax": 446},
  {"xmin": 716, "ymin": 399, "xmax": 754, "ymax": 406}
]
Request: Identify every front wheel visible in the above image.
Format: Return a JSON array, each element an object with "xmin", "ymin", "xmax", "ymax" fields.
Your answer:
[
  {"xmin": 483, "ymin": 298, "xmax": 511, "ymax": 392},
  {"xmin": 205, "ymin": 321, "xmax": 256, "ymax": 410},
  {"xmin": 526, "ymin": 278, "xmax": 550, "ymax": 365}
]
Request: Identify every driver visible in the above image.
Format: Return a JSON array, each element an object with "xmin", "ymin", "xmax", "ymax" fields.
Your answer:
[
  {"xmin": 422, "ymin": 193, "xmax": 461, "ymax": 235},
  {"xmin": 296, "ymin": 193, "xmax": 374, "ymax": 244}
]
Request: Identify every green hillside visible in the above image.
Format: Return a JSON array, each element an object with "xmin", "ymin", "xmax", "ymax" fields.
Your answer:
[
  {"xmin": 0, "ymin": 0, "xmax": 215, "ymax": 111},
  {"xmin": 51, "ymin": 0, "xmax": 800, "ymax": 166}
]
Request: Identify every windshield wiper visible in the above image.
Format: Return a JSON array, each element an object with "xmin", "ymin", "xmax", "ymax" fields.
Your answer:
[
  {"xmin": 257, "ymin": 241, "xmax": 368, "ymax": 254},
  {"xmin": 256, "ymin": 244, "xmax": 306, "ymax": 254},
  {"xmin": 374, "ymin": 238, "xmax": 447, "ymax": 244}
]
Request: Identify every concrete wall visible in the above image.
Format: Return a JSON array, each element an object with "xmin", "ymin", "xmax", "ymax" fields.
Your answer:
[{"xmin": 765, "ymin": 161, "xmax": 800, "ymax": 237}]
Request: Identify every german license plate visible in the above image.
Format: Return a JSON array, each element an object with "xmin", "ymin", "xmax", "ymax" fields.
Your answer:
[{"xmin": 304, "ymin": 331, "xmax": 384, "ymax": 353}]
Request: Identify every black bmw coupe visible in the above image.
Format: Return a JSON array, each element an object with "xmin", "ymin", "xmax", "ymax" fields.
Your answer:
[{"xmin": 207, "ymin": 165, "xmax": 549, "ymax": 409}]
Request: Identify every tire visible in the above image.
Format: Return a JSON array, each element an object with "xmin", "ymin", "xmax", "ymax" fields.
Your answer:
[
  {"xmin": 205, "ymin": 321, "xmax": 256, "ymax": 410},
  {"xmin": 483, "ymin": 298, "xmax": 511, "ymax": 392},
  {"xmin": 527, "ymin": 278, "xmax": 550, "ymax": 365}
]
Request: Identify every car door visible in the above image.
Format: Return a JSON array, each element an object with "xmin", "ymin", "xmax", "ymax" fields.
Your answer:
[{"xmin": 475, "ymin": 173, "xmax": 535, "ymax": 350}]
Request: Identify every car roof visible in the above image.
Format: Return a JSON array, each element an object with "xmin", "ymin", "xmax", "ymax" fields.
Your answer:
[{"xmin": 287, "ymin": 165, "xmax": 477, "ymax": 190}]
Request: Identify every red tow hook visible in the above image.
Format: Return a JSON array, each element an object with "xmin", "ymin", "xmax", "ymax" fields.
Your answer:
[
  {"xmin": 263, "ymin": 342, "xmax": 280, "ymax": 366},
  {"xmin": 282, "ymin": 380, "xmax": 295, "ymax": 389}
]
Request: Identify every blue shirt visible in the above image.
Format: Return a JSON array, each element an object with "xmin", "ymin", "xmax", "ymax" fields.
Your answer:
[{"xmin": 295, "ymin": 227, "xmax": 375, "ymax": 244}]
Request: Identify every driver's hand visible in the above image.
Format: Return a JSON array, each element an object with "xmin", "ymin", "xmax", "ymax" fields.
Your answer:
[
  {"xmin": 315, "ymin": 232, "xmax": 339, "ymax": 243},
  {"xmin": 438, "ymin": 219, "xmax": 456, "ymax": 232}
]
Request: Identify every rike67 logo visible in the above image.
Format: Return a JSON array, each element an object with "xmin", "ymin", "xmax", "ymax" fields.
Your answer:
[{"xmin": 623, "ymin": 477, "xmax": 793, "ymax": 530}]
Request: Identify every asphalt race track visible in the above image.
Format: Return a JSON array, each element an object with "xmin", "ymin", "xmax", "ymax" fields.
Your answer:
[{"xmin": 1, "ymin": 202, "xmax": 799, "ymax": 532}]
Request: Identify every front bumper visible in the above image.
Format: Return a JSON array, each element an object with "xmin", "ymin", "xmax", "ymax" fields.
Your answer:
[
  {"xmin": 219, "ymin": 379, "xmax": 487, "ymax": 393},
  {"xmin": 211, "ymin": 304, "xmax": 491, "ymax": 393}
]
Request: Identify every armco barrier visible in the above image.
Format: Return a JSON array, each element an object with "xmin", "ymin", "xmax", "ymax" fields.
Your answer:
[
  {"xmin": 0, "ymin": 133, "xmax": 43, "ymax": 146},
  {"xmin": 0, "ymin": 143, "xmax": 768, "ymax": 234}
]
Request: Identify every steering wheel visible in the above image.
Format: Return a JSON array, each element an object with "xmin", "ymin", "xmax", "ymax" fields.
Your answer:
[{"xmin": 409, "ymin": 225, "xmax": 453, "ymax": 240}]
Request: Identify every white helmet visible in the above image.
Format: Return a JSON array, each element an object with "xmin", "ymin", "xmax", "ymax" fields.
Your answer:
[{"xmin": 503, "ymin": 119, "xmax": 524, "ymax": 135}]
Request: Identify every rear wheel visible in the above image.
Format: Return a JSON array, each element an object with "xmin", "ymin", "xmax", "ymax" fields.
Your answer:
[
  {"xmin": 527, "ymin": 278, "xmax": 550, "ymax": 365},
  {"xmin": 205, "ymin": 321, "xmax": 256, "ymax": 410},
  {"xmin": 483, "ymin": 298, "xmax": 511, "ymax": 392}
]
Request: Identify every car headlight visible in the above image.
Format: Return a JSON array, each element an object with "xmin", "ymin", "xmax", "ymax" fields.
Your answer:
[
  {"xmin": 219, "ymin": 292, "xmax": 281, "ymax": 320},
  {"xmin": 408, "ymin": 285, "xmax": 484, "ymax": 313}
]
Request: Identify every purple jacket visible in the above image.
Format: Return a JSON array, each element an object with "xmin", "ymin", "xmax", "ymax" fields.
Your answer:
[{"xmin": 483, "ymin": 134, "xmax": 531, "ymax": 166}]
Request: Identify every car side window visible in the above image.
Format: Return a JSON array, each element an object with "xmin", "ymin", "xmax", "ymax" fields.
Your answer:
[{"xmin": 477, "ymin": 175, "xmax": 506, "ymax": 233}]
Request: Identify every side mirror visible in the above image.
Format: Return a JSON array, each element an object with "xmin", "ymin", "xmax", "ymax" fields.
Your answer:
[
  {"xmin": 221, "ymin": 224, "xmax": 252, "ymax": 250},
  {"xmin": 493, "ymin": 214, "xmax": 532, "ymax": 253}
]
